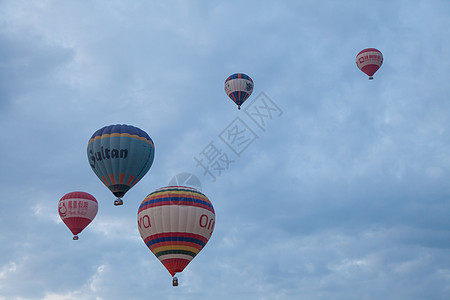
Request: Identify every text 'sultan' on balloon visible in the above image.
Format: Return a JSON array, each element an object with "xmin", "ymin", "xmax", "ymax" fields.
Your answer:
[
  {"xmin": 137, "ymin": 186, "xmax": 215, "ymax": 286},
  {"xmin": 87, "ymin": 124, "xmax": 155, "ymax": 206},
  {"xmin": 356, "ymin": 48, "xmax": 383, "ymax": 80},
  {"xmin": 224, "ymin": 73, "xmax": 254, "ymax": 109},
  {"xmin": 58, "ymin": 191, "xmax": 98, "ymax": 240}
]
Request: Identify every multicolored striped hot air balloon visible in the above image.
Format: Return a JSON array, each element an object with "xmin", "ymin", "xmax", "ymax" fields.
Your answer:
[
  {"xmin": 87, "ymin": 124, "xmax": 155, "ymax": 206},
  {"xmin": 356, "ymin": 48, "xmax": 383, "ymax": 80},
  {"xmin": 58, "ymin": 191, "xmax": 98, "ymax": 240},
  {"xmin": 137, "ymin": 186, "xmax": 215, "ymax": 286},
  {"xmin": 224, "ymin": 73, "xmax": 254, "ymax": 109}
]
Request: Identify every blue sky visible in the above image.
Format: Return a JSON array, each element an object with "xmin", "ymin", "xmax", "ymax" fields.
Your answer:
[{"xmin": 1, "ymin": 1, "xmax": 450, "ymax": 299}]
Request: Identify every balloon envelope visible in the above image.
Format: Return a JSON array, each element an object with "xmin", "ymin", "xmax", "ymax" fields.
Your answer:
[
  {"xmin": 87, "ymin": 124, "xmax": 155, "ymax": 202},
  {"xmin": 224, "ymin": 73, "xmax": 254, "ymax": 109},
  {"xmin": 356, "ymin": 48, "xmax": 383, "ymax": 79},
  {"xmin": 58, "ymin": 191, "xmax": 98, "ymax": 239},
  {"xmin": 137, "ymin": 186, "xmax": 215, "ymax": 277}
]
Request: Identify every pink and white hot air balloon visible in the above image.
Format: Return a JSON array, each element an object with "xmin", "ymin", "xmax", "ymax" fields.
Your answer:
[
  {"xmin": 356, "ymin": 48, "xmax": 383, "ymax": 80},
  {"xmin": 58, "ymin": 191, "xmax": 98, "ymax": 240}
]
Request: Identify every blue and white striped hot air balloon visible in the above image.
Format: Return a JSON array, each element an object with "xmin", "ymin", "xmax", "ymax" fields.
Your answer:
[{"xmin": 224, "ymin": 73, "xmax": 254, "ymax": 110}]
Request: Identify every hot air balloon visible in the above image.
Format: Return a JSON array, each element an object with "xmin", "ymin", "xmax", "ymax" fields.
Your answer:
[
  {"xmin": 58, "ymin": 191, "xmax": 98, "ymax": 240},
  {"xmin": 87, "ymin": 124, "xmax": 155, "ymax": 206},
  {"xmin": 356, "ymin": 48, "xmax": 383, "ymax": 80},
  {"xmin": 137, "ymin": 186, "xmax": 215, "ymax": 286},
  {"xmin": 224, "ymin": 73, "xmax": 254, "ymax": 109}
]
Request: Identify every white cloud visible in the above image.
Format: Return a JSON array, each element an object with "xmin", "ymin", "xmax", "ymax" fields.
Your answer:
[
  {"xmin": 91, "ymin": 216, "xmax": 141, "ymax": 242},
  {"xmin": 0, "ymin": 262, "xmax": 17, "ymax": 279}
]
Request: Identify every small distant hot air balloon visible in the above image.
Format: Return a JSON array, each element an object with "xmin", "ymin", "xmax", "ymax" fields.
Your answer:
[
  {"xmin": 225, "ymin": 73, "xmax": 254, "ymax": 109},
  {"xmin": 137, "ymin": 186, "xmax": 215, "ymax": 286},
  {"xmin": 87, "ymin": 124, "xmax": 155, "ymax": 206},
  {"xmin": 356, "ymin": 48, "xmax": 383, "ymax": 80},
  {"xmin": 58, "ymin": 191, "xmax": 98, "ymax": 240}
]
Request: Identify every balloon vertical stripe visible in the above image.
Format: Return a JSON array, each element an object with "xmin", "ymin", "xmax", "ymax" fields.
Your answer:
[{"xmin": 126, "ymin": 175, "xmax": 135, "ymax": 186}]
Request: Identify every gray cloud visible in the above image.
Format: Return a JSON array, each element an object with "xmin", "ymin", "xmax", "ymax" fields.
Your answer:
[{"xmin": 1, "ymin": 0, "xmax": 450, "ymax": 299}]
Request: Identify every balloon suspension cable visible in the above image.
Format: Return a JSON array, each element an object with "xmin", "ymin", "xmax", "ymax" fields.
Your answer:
[
  {"xmin": 172, "ymin": 276, "xmax": 179, "ymax": 287},
  {"xmin": 114, "ymin": 198, "xmax": 124, "ymax": 206},
  {"xmin": 73, "ymin": 235, "xmax": 79, "ymax": 240}
]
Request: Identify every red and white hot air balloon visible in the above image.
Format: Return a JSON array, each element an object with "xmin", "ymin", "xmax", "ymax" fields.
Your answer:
[
  {"xmin": 58, "ymin": 191, "xmax": 98, "ymax": 240},
  {"xmin": 356, "ymin": 48, "xmax": 383, "ymax": 80}
]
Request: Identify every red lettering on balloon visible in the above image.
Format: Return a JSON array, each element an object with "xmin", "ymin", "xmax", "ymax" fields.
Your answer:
[
  {"xmin": 199, "ymin": 214, "xmax": 215, "ymax": 236},
  {"xmin": 199, "ymin": 214, "xmax": 208, "ymax": 228},
  {"xmin": 138, "ymin": 215, "xmax": 151, "ymax": 229}
]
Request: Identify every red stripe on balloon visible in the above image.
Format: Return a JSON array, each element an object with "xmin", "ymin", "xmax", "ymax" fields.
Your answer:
[
  {"xmin": 144, "ymin": 232, "xmax": 208, "ymax": 245},
  {"xmin": 161, "ymin": 258, "xmax": 191, "ymax": 276},
  {"xmin": 119, "ymin": 173, "xmax": 125, "ymax": 184},
  {"xmin": 109, "ymin": 174, "xmax": 116, "ymax": 185}
]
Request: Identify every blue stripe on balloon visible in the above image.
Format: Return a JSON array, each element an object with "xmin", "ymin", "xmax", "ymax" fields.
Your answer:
[
  {"xmin": 225, "ymin": 73, "xmax": 253, "ymax": 82},
  {"xmin": 146, "ymin": 236, "xmax": 206, "ymax": 247},
  {"xmin": 139, "ymin": 197, "xmax": 214, "ymax": 211},
  {"xmin": 90, "ymin": 124, "xmax": 152, "ymax": 141}
]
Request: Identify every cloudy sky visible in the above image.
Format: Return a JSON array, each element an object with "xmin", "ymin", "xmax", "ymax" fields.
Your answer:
[{"xmin": 1, "ymin": 0, "xmax": 450, "ymax": 299}]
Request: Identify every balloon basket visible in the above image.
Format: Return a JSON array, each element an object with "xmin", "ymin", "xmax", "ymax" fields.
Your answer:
[
  {"xmin": 73, "ymin": 235, "xmax": 79, "ymax": 240},
  {"xmin": 369, "ymin": 77, "xmax": 374, "ymax": 80},
  {"xmin": 114, "ymin": 199, "xmax": 123, "ymax": 206},
  {"xmin": 172, "ymin": 276, "xmax": 179, "ymax": 287}
]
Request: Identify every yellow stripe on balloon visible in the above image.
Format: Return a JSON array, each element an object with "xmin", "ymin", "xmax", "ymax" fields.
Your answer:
[
  {"xmin": 151, "ymin": 245, "xmax": 200, "ymax": 255},
  {"xmin": 88, "ymin": 133, "xmax": 154, "ymax": 146}
]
